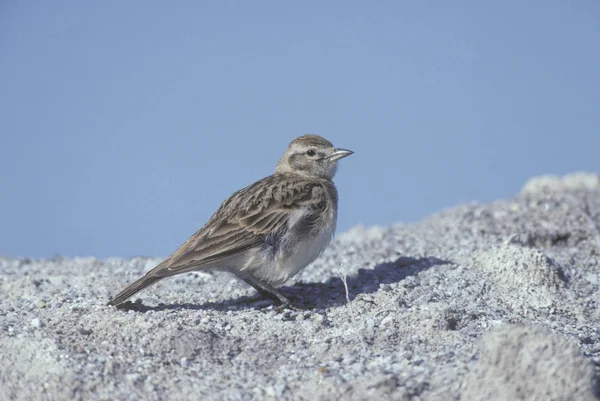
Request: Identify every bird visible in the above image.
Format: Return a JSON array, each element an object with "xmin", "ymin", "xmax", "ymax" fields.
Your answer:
[{"xmin": 107, "ymin": 134, "xmax": 353, "ymax": 310}]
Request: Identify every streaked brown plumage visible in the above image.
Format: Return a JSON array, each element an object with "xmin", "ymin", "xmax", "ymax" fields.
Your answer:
[{"xmin": 107, "ymin": 134, "xmax": 353, "ymax": 310}]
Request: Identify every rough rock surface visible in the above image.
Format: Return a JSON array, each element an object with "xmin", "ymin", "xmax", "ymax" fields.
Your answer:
[
  {"xmin": 462, "ymin": 325, "xmax": 596, "ymax": 401},
  {"xmin": 1, "ymin": 173, "xmax": 600, "ymax": 401}
]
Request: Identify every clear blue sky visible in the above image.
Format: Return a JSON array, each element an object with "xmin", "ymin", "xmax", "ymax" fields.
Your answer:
[{"xmin": 1, "ymin": 1, "xmax": 599, "ymax": 258}]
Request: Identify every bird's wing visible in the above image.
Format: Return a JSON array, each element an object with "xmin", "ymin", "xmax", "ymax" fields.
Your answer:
[{"xmin": 148, "ymin": 175, "xmax": 332, "ymax": 277}]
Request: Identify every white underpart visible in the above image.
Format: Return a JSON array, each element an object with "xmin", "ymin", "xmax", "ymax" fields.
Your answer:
[{"xmin": 268, "ymin": 206, "xmax": 337, "ymax": 285}]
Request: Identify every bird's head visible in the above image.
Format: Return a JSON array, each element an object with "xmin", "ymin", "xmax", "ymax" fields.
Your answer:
[{"xmin": 275, "ymin": 134, "xmax": 353, "ymax": 179}]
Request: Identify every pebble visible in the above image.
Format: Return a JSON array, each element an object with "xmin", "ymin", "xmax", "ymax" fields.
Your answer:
[
  {"xmin": 312, "ymin": 314, "xmax": 325, "ymax": 325},
  {"xmin": 31, "ymin": 318, "xmax": 42, "ymax": 328},
  {"xmin": 77, "ymin": 327, "xmax": 93, "ymax": 335},
  {"xmin": 380, "ymin": 315, "xmax": 394, "ymax": 327},
  {"xmin": 125, "ymin": 373, "xmax": 140, "ymax": 383},
  {"xmin": 585, "ymin": 273, "xmax": 598, "ymax": 285}
]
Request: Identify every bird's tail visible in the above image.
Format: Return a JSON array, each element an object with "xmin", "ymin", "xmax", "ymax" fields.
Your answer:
[{"xmin": 107, "ymin": 274, "xmax": 162, "ymax": 306}]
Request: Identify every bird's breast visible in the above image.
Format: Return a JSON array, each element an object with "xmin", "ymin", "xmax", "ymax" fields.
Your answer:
[{"xmin": 266, "ymin": 205, "xmax": 337, "ymax": 284}]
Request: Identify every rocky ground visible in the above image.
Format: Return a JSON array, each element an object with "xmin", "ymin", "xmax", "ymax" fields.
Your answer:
[{"xmin": 2, "ymin": 173, "xmax": 600, "ymax": 401}]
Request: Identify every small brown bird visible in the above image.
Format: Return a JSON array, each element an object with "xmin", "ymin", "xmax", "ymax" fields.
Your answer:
[{"xmin": 108, "ymin": 134, "xmax": 353, "ymax": 310}]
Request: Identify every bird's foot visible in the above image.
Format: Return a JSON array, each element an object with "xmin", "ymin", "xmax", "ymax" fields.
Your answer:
[{"xmin": 273, "ymin": 298, "xmax": 315, "ymax": 312}]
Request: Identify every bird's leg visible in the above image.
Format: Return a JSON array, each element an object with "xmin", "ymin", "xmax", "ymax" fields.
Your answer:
[{"xmin": 236, "ymin": 273, "xmax": 304, "ymax": 312}]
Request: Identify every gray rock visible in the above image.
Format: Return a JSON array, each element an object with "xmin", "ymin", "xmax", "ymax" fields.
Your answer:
[
  {"xmin": 462, "ymin": 324, "xmax": 598, "ymax": 401},
  {"xmin": 1, "ymin": 172, "xmax": 599, "ymax": 401}
]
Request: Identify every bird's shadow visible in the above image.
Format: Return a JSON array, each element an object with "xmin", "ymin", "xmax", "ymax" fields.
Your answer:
[{"xmin": 115, "ymin": 256, "xmax": 451, "ymax": 313}]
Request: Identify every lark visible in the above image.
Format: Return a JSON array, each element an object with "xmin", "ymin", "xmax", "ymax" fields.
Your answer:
[{"xmin": 108, "ymin": 134, "xmax": 353, "ymax": 310}]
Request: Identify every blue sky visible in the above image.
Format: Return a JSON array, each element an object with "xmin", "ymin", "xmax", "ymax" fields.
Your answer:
[{"xmin": 1, "ymin": 1, "xmax": 599, "ymax": 258}]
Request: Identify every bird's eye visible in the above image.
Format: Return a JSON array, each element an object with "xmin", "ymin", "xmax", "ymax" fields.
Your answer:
[{"xmin": 306, "ymin": 149, "xmax": 316, "ymax": 157}]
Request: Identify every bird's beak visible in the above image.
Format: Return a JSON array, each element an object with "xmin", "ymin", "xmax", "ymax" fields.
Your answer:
[{"xmin": 329, "ymin": 148, "xmax": 354, "ymax": 161}]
